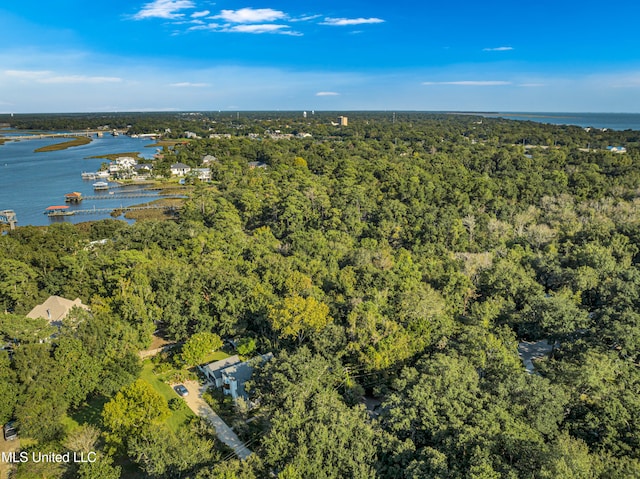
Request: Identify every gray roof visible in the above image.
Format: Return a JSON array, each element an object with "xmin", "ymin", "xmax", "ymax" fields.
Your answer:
[
  {"xmin": 221, "ymin": 352, "xmax": 273, "ymax": 399},
  {"xmin": 203, "ymin": 355, "xmax": 241, "ymax": 380}
]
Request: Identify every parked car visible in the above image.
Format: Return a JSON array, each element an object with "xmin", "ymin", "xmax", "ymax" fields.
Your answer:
[
  {"xmin": 174, "ymin": 384, "xmax": 189, "ymax": 397},
  {"xmin": 3, "ymin": 421, "xmax": 17, "ymax": 441}
]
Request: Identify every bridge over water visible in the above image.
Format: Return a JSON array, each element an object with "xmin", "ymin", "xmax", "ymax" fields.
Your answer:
[{"xmin": 4, "ymin": 130, "xmax": 127, "ymax": 141}]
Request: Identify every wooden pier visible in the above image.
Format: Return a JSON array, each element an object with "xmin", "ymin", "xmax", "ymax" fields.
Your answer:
[
  {"xmin": 67, "ymin": 193, "xmax": 186, "ymax": 201},
  {"xmin": 72, "ymin": 191, "xmax": 176, "ymax": 202},
  {"xmin": 70, "ymin": 205, "xmax": 177, "ymax": 215}
]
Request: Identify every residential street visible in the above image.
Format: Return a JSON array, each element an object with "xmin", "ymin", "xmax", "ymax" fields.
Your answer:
[{"xmin": 181, "ymin": 380, "xmax": 252, "ymax": 460}]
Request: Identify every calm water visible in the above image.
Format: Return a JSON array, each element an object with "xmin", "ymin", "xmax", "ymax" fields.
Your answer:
[
  {"xmin": 0, "ymin": 135, "xmax": 158, "ymax": 226},
  {"xmin": 481, "ymin": 112, "xmax": 640, "ymax": 131}
]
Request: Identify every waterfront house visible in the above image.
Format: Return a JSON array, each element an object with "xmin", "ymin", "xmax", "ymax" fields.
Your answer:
[
  {"xmin": 170, "ymin": 163, "xmax": 191, "ymax": 177},
  {"xmin": 191, "ymin": 168, "xmax": 212, "ymax": 182}
]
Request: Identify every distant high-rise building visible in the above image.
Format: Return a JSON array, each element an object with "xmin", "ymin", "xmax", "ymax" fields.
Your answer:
[
  {"xmin": 303, "ymin": 111, "xmax": 307, "ymax": 118},
  {"xmin": 338, "ymin": 116, "xmax": 348, "ymax": 126}
]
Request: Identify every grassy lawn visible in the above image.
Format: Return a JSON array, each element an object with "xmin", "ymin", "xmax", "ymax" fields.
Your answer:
[
  {"xmin": 200, "ymin": 349, "xmax": 231, "ymax": 365},
  {"xmin": 66, "ymin": 395, "xmax": 109, "ymax": 430},
  {"xmin": 63, "ymin": 358, "xmax": 205, "ymax": 436},
  {"xmin": 61, "ymin": 395, "xmax": 109, "ymax": 435},
  {"xmin": 139, "ymin": 361, "xmax": 195, "ymax": 432}
]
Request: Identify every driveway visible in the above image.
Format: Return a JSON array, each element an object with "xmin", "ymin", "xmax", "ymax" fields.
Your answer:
[
  {"xmin": 518, "ymin": 339, "xmax": 554, "ymax": 373},
  {"xmin": 181, "ymin": 380, "xmax": 252, "ymax": 460},
  {"xmin": 0, "ymin": 436, "xmax": 19, "ymax": 479}
]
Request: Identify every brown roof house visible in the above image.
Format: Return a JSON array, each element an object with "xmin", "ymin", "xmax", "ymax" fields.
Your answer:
[{"xmin": 26, "ymin": 296, "xmax": 89, "ymax": 327}]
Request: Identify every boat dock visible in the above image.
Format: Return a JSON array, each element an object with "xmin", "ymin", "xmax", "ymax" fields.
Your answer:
[
  {"xmin": 64, "ymin": 192, "xmax": 186, "ymax": 201},
  {"xmin": 44, "ymin": 205, "xmax": 73, "ymax": 216},
  {"xmin": 67, "ymin": 205, "xmax": 177, "ymax": 216}
]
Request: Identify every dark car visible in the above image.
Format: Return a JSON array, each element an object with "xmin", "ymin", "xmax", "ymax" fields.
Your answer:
[
  {"xmin": 3, "ymin": 421, "xmax": 17, "ymax": 441},
  {"xmin": 174, "ymin": 384, "xmax": 189, "ymax": 397}
]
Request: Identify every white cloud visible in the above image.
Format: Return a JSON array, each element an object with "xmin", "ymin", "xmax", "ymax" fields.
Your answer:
[
  {"xmin": 191, "ymin": 10, "xmax": 210, "ymax": 18},
  {"xmin": 422, "ymin": 81, "xmax": 511, "ymax": 86},
  {"xmin": 5, "ymin": 70, "xmax": 53, "ymax": 79},
  {"xmin": 170, "ymin": 82, "xmax": 211, "ymax": 87},
  {"xmin": 602, "ymin": 72, "xmax": 640, "ymax": 88},
  {"xmin": 188, "ymin": 23, "xmax": 220, "ymax": 31},
  {"xmin": 224, "ymin": 24, "xmax": 300, "ymax": 35},
  {"xmin": 40, "ymin": 75, "xmax": 122, "ymax": 84},
  {"xmin": 132, "ymin": 0, "xmax": 195, "ymax": 20},
  {"xmin": 320, "ymin": 17, "xmax": 384, "ymax": 26},
  {"xmin": 482, "ymin": 46, "xmax": 513, "ymax": 52},
  {"xmin": 519, "ymin": 83, "xmax": 545, "ymax": 87},
  {"xmin": 293, "ymin": 14, "xmax": 322, "ymax": 22},
  {"xmin": 213, "ymin": 8, "xmax": 287, "ymax": 23},
  {"xmin": 5, "ymin": 70, "xmax": 121, "ymax": 84},
  {"xmin": 316, "ymin": 91, "xmax": 340, "ymax": 96}
]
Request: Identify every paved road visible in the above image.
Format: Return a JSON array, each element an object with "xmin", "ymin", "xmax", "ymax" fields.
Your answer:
[{"xmin": 181, "ymin": 380, "xmax": 252, "ymax": 460}]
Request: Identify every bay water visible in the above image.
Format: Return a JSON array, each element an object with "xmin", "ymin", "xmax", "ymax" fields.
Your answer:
[
  {"xmin": 0, "ymin": 135, "xmax": 158, "ymax": 227},
  {"xmin": 481, "ymin": 112, "xmax": 640, "ymax": 131}
]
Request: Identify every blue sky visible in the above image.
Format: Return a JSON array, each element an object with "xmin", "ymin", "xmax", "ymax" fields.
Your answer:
[{"xmin": 2, "ymin": 0, "xmax": 640, "ymax": 112}]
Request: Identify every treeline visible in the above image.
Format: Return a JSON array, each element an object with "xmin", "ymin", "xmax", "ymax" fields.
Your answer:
[
  {"xmin": 4, "ymin": 110, "xmax": 640, "ymax": 148},
  {"xmin": 1, "ymin": 114, "xmax": 639, "ymax": 478}
]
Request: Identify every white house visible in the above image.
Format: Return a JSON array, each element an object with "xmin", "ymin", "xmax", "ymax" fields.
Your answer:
[
  {"xmin": 199, "ymin": 353, "xmax": 273, "ymax": 401},
  {"xmin": 109, "ymin": 156, "xmax": 138, "ymax": 174},
  {"xmin": 170, "ymin": 163, "xmax": 191, "ymax": 177},
  {"xmin": 248, "ymin": 161, "xmax": 268, "ymax": 169},
  {"xmin": 200, "ymin": 355, "xmax": 242, "ymax": 387},
  {"xmin": 607, "ymin": 146, "xmax": 627, "ymax": 153},
  {"xmin": 191, "ymin": 168, "xmax": 211, "ymax": 181}
]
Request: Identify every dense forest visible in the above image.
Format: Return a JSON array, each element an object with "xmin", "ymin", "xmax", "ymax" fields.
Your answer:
[{"xmin": 1, "ymin": 112, "xmax": 639, "ymax": 478}]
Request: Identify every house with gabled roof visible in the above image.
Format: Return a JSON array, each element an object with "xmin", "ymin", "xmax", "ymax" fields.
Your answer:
[
  {"xmin": 26, "ymin": 296, "xmax": 89, "ymax": 327},
  {"xmin": 200, "ymin": 355, "xmax": 242, "ymax": 387},
  {"xmin": 199, "ymin": 353, "xmax": 273, "ymax": 401},
  {"xmin": 170, "ymin": 163, "xmax": 191, "ymax": 177}
]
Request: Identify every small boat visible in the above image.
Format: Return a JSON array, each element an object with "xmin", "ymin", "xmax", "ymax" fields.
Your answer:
[
  {"xmin": 96, "ymin": 171, "xmax": 110, "ymax": 179},
  {"xmin": 81, "ymin": 172, "xmax": 97, "ymax": 180},
  {"xmin": 93, "ymin": 181, "xmax": 109, "ymax": 191}
]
